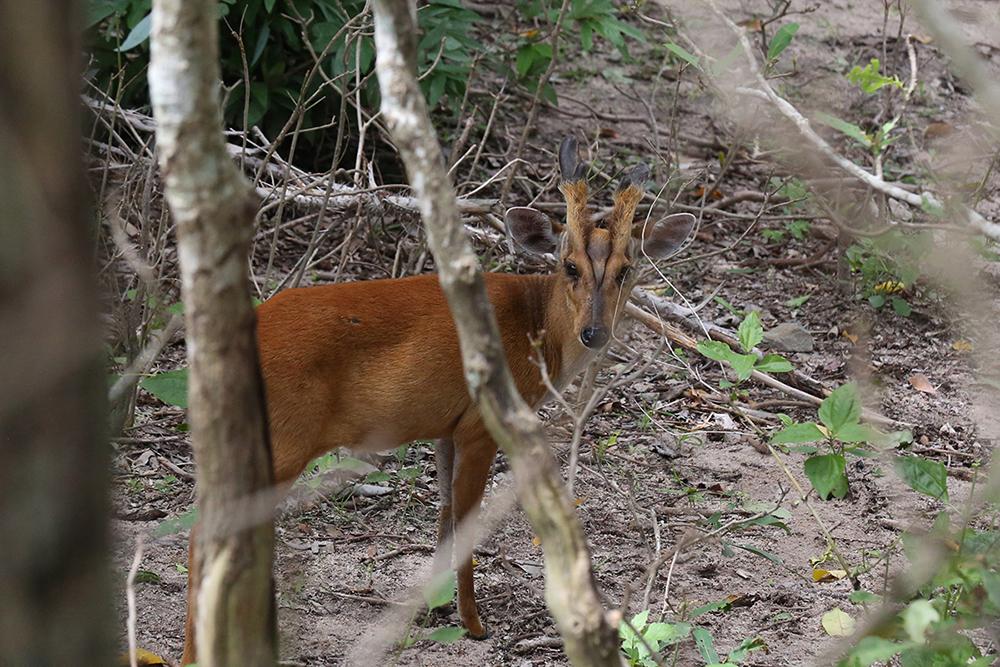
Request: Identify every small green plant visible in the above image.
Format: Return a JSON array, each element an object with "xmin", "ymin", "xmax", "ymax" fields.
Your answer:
[
  {"xmin": 513, "ymin": 0, "xmax": 645, "ymax": 103},
  {"xmin": 399, "ymin": 570, "xmax": 466, "ymax": 648},
  {"xmin": 846, "ymin": 58, "xmax": 903, "ymax": 94},
  {"xmin": 815, "ymin": 58, "xmax": 904, "ymax": 159},
  {"xmin": 845, "ymin": 231, "xmax": 929, "ymax": 316},
  {"xmin": 770, "ymin": 384, "xmax": 943, "ymax": 501},
  {"xmin": 154, "ymin": 474, "xmax": 179, "ymax": 494},
  {"xmin": 140, "ymin": 368, "xmax": 189, "ymax": 408},
  {"xmin": 697, "ymin": 311, "xmax": 793, "ymax": 384},
  {"xmin": 87, "ymin": 0, "xmax": 483, "ymax": 166},
  {"xmin": 766, "ymin": 22, "xmax": 799, "ymax": 62},
  {"xmin": 619, "ymin": 609, "xmax": 690, "ymax": 667},
  {"xmin": 693, "ymin": 627, "xmax": 767, "ymax": 666},
  {"xmin": 594, "ymin": 430, "xmax": 620, "ymax": 463},
  {"xmin": 840, "ymin": 516, "xmax": 1000, "ymax": 666}
]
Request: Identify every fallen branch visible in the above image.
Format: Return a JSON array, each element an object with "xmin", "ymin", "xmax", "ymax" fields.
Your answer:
[{"xmin": 624, "ymin": 301, "xmax": 903, "ymax": 428}]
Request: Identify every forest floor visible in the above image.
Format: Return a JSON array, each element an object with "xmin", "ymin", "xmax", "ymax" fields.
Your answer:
[{"xmin": 109, "ymin": 1, "xmax": 1000, "ymax": 665}]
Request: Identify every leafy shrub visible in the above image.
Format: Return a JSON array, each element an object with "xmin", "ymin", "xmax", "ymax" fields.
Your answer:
[
  {"xmin": 845, "ymin": 230, "xmax": 930, "ymax": 316},
  {"xmin": 86, "ymin": 0, "xmax": 482, "ymax": 167}
]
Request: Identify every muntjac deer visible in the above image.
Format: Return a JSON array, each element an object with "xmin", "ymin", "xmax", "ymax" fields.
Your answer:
[{"xmin": 181, "ymin": 137, "xmax": 695, "ymax": 662}]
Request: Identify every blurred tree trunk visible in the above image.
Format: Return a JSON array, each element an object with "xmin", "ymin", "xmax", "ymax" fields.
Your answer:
[
  {"xmin": 0, "ymin": 0, "xmax": 111, "ymax": 664},
  {"xmin": 148, "ymin": 0, "xmax": 277, "ymax": 664},
  {"xmin": 372, "ymin": 2, "xmax": 623, "ymax": 665}
]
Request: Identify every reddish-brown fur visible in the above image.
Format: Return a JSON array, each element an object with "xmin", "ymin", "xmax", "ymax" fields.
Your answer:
[{"xmin": 181, "ymin": 139, "xmax": 695, "ymax": 663}]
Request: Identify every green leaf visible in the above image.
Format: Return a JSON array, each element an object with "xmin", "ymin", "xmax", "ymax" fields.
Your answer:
[
  {"xmin": 140, "ymin": 369, "xmax": 189, "ymax": 408},
  {"xmin": 425, "ymin": 626, "xmax": 465, "ymax": 644},
  {"xmin": 515, "ymin": 45, "xmax": 536, "ymax": 77},
  {"xmin": 894, "ymin": 456, "xmax": 948, "ymax": 500},
  {"xmin": 755, "ymin": 354, "xmax": 793, "ymax": 373},
  {"xmin": 422, "ymin": 570, "xmax": 457, "ymax": 610},
  {"xmin": 643, "ymin": 621, "xmax": 691, "ymax": 646},
  {"xmin": 738, "ymin": 311, "xmax": 764, "ymax": 352},
  {"xmin": 767, "ymin": 23, "xmax": 799, "ymax": 60},
  {"xmin": 690, "ymin": 599, "xmax": 732, "ymax": 618},
  {"xmin": 154, "ymin": 507, "xmax": 198, "ymax": 537},
  {"xmin": 771, "ymin": 422, "xmax": 825, "ymax": 444},
  {"xmin": 629, "ymin": 609, "xmax": 649, "ymax": 633},
  {"xmin": 843, "ymin": 637, "xmax": 902, "ymax": 666},
  {"xmin": 786, "ymin": 294, "xmax": 810, "ymax": 308},
  {"xmin": 815, "ymin": 112, "xmax": 872, "ymax": 148},
  {"xmin": 835, "ymin": 422, "xmax": 880, "ymax": 444},
  {"xmin": 901, "ymin": 599, "xmax": 939, "ymax": 643},
  {"xmin": 664, "ymin": 41, "xmax": 700, "ymax": 69},
  {"xmin": 821, "ymin": 608, "xmax": 855, "ymax": 636},
  {"xmin": 868, "ymin": 294, "xmax": 886, "ymax": 308},
  {"xmin": 692, "ymin": 627, "xmax": 720, "ymax": 664},
  {"xmin": 849, "ymin": 590, "xmax": 882, "ymax": 604},
  {"xmin": 891, "ymin": 297, "xmax": 912, "ymax": 317},
  {"xmin": 698, "ymin": 340, "xmax": 736, "ymax": 362},
  {"xmin": 819, "ymin": 384, "xmax": 862, "ymax": 437},
  {"xmin": 846, "ymin": 58, "xmax": 903, "ymax": 94},
  {"xmin": 118, "ymin": 13, "xmax": 151, "ymax": 51},
  {"xmin": 731, "ymin": 542, "xmax": 783, "ymax": 564},
  {"xmin": 727, "ymin": 636, "xmax": 768, "ymax": 663},
  {"xmin": 86, "ymin": 0, "xmax": 121, "ymax": 28},
  {"xmin": 804, "ymin": 454, "xmax": 849, "ymax": 499},
  {"xmin": 730, "ymin": 353, "xmax": 758, "ymax": 381}
]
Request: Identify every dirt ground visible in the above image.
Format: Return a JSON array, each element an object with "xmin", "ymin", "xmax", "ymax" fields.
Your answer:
[{"xmin": 109, "ymin": 1, "xmax": 1000, "ymax": 665}]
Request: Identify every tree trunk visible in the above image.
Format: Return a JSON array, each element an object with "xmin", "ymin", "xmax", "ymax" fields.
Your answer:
[
  {"xmin": 0, "ymin": 0, "xmax": 111, "ymax": 663},
  {"xmin": 148, "ymin": 1, "xmax": 277, "ymax": 664},
  {"xmin": 371, "ymin": 3, "xmax": 624, "ymax": 665}
]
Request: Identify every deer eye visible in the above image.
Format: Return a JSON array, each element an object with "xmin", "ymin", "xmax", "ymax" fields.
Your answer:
[
  {"xmin": 616, "ymin": 265, "xmax": 632, "ymax": 285},
  {"xmin": 564, "ymin": 262, "xmax": 580, "ymax": 280}
]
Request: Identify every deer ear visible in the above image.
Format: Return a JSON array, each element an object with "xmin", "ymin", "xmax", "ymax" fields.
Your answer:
[
  {"xmin": 632, "ymin": 213, "xmax": 696, "ymax": 259},
  {"xmin": 505, "ymin": 207, "xmax": 563, "ymax": 255}
]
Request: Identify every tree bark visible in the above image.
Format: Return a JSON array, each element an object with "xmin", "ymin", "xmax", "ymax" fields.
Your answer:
[
  {"xmin": 0, "ymin": 0, "xmax": 111, "ymax": 663},
  {"xmin": 371, "ymin": 3, "xmax": 623, "ymax": 665},
  {"xmin": 148, "ymin": 1, "xmax": 277, "ymax": 664}
]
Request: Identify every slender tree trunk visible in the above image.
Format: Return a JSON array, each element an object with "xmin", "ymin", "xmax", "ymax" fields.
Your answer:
[
  {"xmin": 0, "ymin": 0, "xmax": 111, "ymax": 663},
  {"xmin": 148, "ymin": 1, "xmax": 277, "ymax": 664},
  {"xmin": 372, "ymin": 3, "xmax": 624, "ymax": 665}
]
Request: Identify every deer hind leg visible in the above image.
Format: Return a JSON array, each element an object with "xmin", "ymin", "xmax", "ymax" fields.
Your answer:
[
  {"xmin": 450, "ymin": 413, "xmax": 497, "ymax": 639},
  {"xmin": 433, "ymin": 437, "xmax": 456, "ymax": 576}
]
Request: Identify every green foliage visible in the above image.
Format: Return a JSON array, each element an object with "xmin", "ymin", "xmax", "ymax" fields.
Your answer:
[
  {"xmin": 697, "ymin": 312, "xmax": 792, "ymax": 383},
  {"xmin": 664, "ymin": 42, "xmax": 700, "ymax": 69},
  {"xmin": 846, "ymin": 231, "xmax": 930, "ymax": 316},
  {"xmin": 767, "ymin": 23, "xmax": 799, "ymax": 61},
  {"xmin": 155, "ymin": 507, "xmax": 199, "ymax": 537},
  {"xmin": 399, "ymin": 569, "xmax": 466, "ymax": 648},
  {"xmin": 847, "ymin": 58, "xmax": 903, "ymax": 94},
  {"xmin": 422, "ymin": 569, "xmax": 457, "ymax": 610},
  {"xmin": 841, "ymin": 522, "xmax": 1000, "ymax": 667},
  {"xmin": 619, "ymin": 610, "xmax": 690, "ymax": 667},
  {"xmin": 140, "ymin": 368, "xmax": 188, "ymax": 408},
  {"xmin": 895, "ymin": 456, "xmax": 948, "ymax": 501},
  {"xmin": 86, "ymin": 0, "xmax": 482, "ymax": 164},
  {"xmin": 690, "ymin": 626, "xmax": 766, "ymax": 666},
  {"xmin": 514, "ymin": 0, "xmax": 645, "ymax": 102},
  {"xmin": 804, "ymin": 453, "xmax": 849, "ymax": 500},
  {"xmin": 771, "ymin": 384, "xmax": 926, "ymax": 500}
]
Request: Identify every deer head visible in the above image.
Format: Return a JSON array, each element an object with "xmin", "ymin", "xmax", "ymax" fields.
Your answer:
[{"xmin": 506, "ymin": 137, "xmax": 696, "ymax": 350}]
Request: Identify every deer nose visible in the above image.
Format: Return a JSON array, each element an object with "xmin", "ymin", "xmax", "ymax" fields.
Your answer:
[{"xmin": 580, "ymin": 327, "xmax": 608, "ymax": 349}]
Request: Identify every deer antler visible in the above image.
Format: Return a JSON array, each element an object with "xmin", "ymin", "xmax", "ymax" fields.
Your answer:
[
  {"xmin": 558, "ymin": 137, "xmax": 592, "ymax": 244},
  {"xmin": 610, "ymin": 162, "xmax": 649, "ymax": 255}
]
